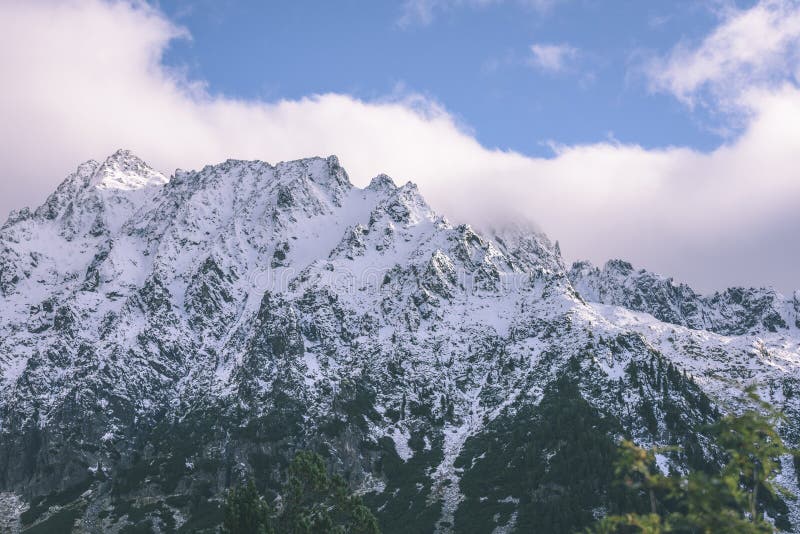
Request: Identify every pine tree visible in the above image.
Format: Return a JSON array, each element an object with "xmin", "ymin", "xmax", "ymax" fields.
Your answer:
[
  {"xmin": 278, "ymin": 451, "xmax": 380, "ymax": 534},
  {"xmin": 590, "ymin": 387, "xmax": 794, "ymax": 533},
  {"xmin": 224, "ymin": 452, "xmax": 380, "ymax": 534},
  {"xmin": 222, "ymin": 480, "xmax": 273, "ymax": 534},
  {"xmin": 714, "ymin": 386, "xmax": 792, "ymax": 524}
]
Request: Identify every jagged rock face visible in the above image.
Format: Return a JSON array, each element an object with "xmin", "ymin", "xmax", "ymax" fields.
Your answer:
[
  {"xmin": 1, "ymin": 151, "xmax": 799, "ymax": 533},
  {"xmin": 569, "ymin": 259, "xmax": 798, "ymax": 336}
]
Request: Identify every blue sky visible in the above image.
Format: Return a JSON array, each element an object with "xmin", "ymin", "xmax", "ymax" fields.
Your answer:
[{"xmin": 155, "ymin": 0, "xmax": 732, "ymax": 156}]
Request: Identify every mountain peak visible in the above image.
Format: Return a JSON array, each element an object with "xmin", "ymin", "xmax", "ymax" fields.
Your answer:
[
  {"xmin": 486, "ymin": 222, "xmax": 565, "ymax": 273},
  {"xmin": 604, "ymin": 259, "xmax": 634, "ymax": 274},
  {"xmin": 90, "ymin": 149, "xmax": 167, "ymax": 191},
  {"xmin": 367, "ymin": 173, "xmax": 397, "ymax": 192}
]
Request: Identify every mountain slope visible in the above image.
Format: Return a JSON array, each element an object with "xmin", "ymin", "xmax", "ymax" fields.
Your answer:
[{"xmin": 1, "ymin": 151, "xmax": 798, "ymax": 533}]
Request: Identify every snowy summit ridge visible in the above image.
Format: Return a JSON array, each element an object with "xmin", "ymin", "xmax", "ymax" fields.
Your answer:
[{"xmin": 89, "ymin": 149, "xmax": 168, "ymax": 190}]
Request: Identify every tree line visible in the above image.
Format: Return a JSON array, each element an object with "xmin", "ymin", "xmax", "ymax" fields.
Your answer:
[{"xmin": 223, "ymin": 386, "xmax": 796, "ymax": 533}]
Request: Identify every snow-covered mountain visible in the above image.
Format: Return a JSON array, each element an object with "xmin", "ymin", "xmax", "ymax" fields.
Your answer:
[
  {"xmin": 1, "ymin": 151, "xmax": 798, "ymax": 533},
  {"xmin": 569, "ymin": 259, "xmax": 800, "ymax": 336}
]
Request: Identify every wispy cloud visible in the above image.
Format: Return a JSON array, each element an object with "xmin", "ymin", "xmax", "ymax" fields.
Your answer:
[
  {"xmin": 528, "ymin": 43, "xmax": 579, "ymax": 73},
  {"xmin": 647, "ymin": 13, "xmax": 672, "ymax": 29},
  {"xmin": 398, "ymin": 0, "xmax": 563, "ymax": 28},
  {"xmin": 645, "ymin": 0, "xmax": 800, "ymax": 108}
]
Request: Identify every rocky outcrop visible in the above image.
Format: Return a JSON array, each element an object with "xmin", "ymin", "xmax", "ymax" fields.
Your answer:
[{"xmin": 569, "ymin": 259, "xmax": 798, "ymax": 335}]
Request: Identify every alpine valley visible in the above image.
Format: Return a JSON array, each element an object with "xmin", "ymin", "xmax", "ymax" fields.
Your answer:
[{"xmin": 1, "ymin": 151, "xmax": 799, "ymax": 533}]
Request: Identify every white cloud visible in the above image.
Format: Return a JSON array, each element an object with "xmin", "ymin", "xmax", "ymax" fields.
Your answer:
[
  {"xmin": 646, "ymin": 0, "xmax": 800, "ymax": 107},
  {"xmin": 0, "ymin": 0, "xmax": 799, "ymax": 292},
  {"xmin": 398, "ymin": 0, "xmax": 562, "ymax": 27},
  {"xmin": 398, "ymin": 0, "xmax": 495, "ymax": 27},
  {"xmin": 528, "ymin": 43, "xmax": 579, "ymax": 73}
]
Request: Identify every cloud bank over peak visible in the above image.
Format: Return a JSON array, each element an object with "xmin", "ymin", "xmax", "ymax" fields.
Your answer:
[{"xmin": 0, "ymin": 0, "xmax": 798, "ymax": 293}]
